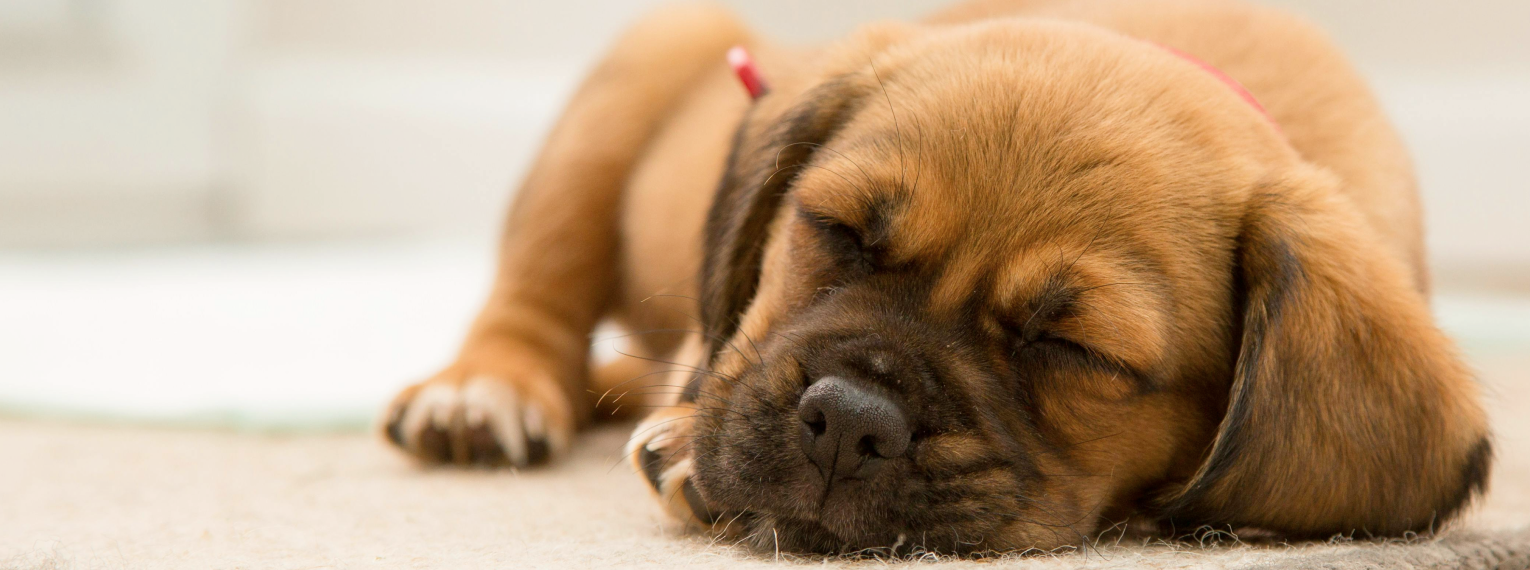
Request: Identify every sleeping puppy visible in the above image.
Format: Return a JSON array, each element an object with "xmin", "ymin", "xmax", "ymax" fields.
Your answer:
[{"xmin": 381, "ymin": 0, "xmax": 1493, "ymax": 555}]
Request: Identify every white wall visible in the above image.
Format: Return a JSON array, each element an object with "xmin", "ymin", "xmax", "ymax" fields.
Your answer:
[
  {"xmin": 0, "ymin": 0, "xmax": 1526, "ymax": 271},
  {"xmin": 1261, "ymin": 0, "xmax": 1530, "ymax": 270},
  {"xmin": 0, "ymin": 0, "xmax": 240, "ymax": 245}
]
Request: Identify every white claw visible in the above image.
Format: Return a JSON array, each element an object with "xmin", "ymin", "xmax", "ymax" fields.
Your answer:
[
  {"xmin": 523, "ymin": 402, "xmax": 547, "ymax": 440},
  {"xmin": 396, "ymin": 375, "xmax": 570, "ymax": 466},
  {"xmin": 465, "ymin": 409, "xmax": 484, "ymax": 426},
  {"xmin": 464, "ymin": 376, "xmax": 528, "ymax": 466},
  {"xmin": 400, "ymin": 384, "xmax": 456, "ymax": 447}
]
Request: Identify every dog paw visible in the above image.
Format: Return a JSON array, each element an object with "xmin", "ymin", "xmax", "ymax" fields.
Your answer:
[
  {"xmin": 628, "ymin": 403, "xmax": 722, "ymax": 528},
  {"xmin": 384, "ymin": 370, "xmax": 573, "ymax": 468}
]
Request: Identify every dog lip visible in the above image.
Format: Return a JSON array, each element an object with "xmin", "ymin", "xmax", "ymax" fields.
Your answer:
[{"xmin": 692, "ymin": 350, "xmax": 930, "ymax": 547}]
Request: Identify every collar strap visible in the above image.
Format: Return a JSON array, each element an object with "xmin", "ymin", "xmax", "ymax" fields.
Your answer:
[
  {"xmin": 728, "ymin": 46, "xmax": 770, "ymax": 100},
  {"xmin": 1153, "ymin": 43, "xmax": 1279, "ymax": 131}
]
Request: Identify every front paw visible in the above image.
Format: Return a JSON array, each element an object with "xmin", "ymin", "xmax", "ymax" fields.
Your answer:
[
  {"xmin": 628, "ymin": 404, "xmax": 726, "ymax": 529},
  {"xmin": 384, "ymin": 367, "xmax": 573, "ymax": 468}
]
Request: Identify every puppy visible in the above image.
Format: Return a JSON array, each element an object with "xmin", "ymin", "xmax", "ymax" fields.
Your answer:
[{"xmin": 382, "ymin": 0, "xmax": 1492, "ymax": 554}]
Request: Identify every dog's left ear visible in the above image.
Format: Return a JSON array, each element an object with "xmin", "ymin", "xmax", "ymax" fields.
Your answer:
[
  {"xmin": 1161, "ymin": 166, "xmax": 1492, "ymax": 537},
  {"xmin": 693, "ymin": 24, "xmax": 917, "ymax": 373},
  {"xmin": 697, "ymin": 79, "xmax": 873, "ymax": 365}
]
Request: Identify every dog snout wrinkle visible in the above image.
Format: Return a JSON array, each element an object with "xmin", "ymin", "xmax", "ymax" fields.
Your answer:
[{"xmin": 798, "ymin": 376, "xmax": 911, "ymax": 482}]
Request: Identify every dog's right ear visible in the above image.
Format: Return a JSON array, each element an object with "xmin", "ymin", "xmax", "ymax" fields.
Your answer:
[
  {"xmin": 1158, "ymin": 166, "xmax": 1492, "ymax": 537},
  {"xmin": 696, "ymin": 76, "xmax": 872, "ymax": 365}
]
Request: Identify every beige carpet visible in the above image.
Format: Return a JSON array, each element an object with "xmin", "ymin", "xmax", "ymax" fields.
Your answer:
[{"xmin": 5, "ymin": 349, "xmax": 1529, "ymax": 569}]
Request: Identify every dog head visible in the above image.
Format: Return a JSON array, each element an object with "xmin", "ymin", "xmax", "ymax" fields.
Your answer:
[{"xmin": 684, "ymin": 20, "xmax": 1490, "ymax": 554}]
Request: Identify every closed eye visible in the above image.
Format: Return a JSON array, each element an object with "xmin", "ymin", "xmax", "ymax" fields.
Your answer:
[
  {"xmin": 1006, "ymin": 323, "xmax": 1144, "ymax": 387},
  {"xmin": 1025, "ymin": 335, "xmax": 1094, "ymax": 360},
  {"xmin": 1003, "ymin": 314, "xmax": 1112, "ymax": 367},
  {"xmin": 799, "ymin": 209, "xmax": 881, "ymax": 273},
  {"xmin": 1007, "ymin": 325, "xmax": 1081, "ymax": 355}
]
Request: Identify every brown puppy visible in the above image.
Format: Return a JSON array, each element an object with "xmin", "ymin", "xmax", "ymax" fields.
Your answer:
[{"xmin": 382, "ymin": 0, "xmax": 1492, "ymax": 555}]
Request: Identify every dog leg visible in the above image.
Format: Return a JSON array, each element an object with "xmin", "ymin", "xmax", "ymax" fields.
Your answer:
[{"xmin": 383, "ymin": 4, "xmax": 751, "ymax": 467}]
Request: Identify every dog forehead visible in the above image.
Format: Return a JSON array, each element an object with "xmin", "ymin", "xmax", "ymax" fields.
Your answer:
[
  {"xmin": 779, "ymin": 24, "xmax": 1260, "ymax": 333},
  {"xmin": 790, "ymin": 128, "xmax": 1189, "ymax": 277}
]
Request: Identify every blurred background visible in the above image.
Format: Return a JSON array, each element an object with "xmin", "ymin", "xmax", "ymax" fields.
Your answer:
[{"xmin": 2, "ymin": 0, "xmax": 1527, "ymax": 429}]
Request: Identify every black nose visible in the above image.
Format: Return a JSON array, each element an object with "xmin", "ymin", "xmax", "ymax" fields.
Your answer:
[{"xmin": 798, "ymin": 376, "xmax": 911, "ymax": 480}]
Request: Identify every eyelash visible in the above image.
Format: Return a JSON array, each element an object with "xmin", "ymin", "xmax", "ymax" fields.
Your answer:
[
  {"xmin": 1026, "ymin": 335, "xmax": 1089, "ymax": 357},
  {"xmin": 806, "ymin": 216, "xmax": 878, "ymax": 274},
  {"xmin": 1004, "ymin": 322, "xmax": 1092, "ymax": 364}
]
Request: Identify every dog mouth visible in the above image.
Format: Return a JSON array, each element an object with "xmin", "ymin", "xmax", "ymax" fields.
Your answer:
[
  {"xmin": 686, "ymin": 356, "xmax": 928, "ymax": 547},
  {"xmin": 730, "ymin": 511, "xmax": 912, "ymax": 555},
  {"xmin": 686, "ymin": 386, "xmax": 1039, "ymax": 555},
  {"xmin": 699, "ymin": 497, "xmax": 1039, "ymax": 557},
  {"xmin": 685, "ymin": 410, "xmax": 915, "ymax": 552},
  {"xmin": 691, "ymin": 472, "xmax": 1087, "ymax": 556},
  {"xmin": 680, "ymin": 316, "xmax": 1086, "ymax": 555},
  {"xmin": 685, "ymin": 483, "xmax": 940, "ymax": 555}
]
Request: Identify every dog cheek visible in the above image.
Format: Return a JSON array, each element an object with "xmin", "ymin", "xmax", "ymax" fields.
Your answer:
[{"xmin": 1037, "ymin": 380, "xmax": 1204, "ymax": 520}]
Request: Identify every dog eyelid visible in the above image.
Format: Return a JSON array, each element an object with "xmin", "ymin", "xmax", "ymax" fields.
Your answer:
[
  {"xmin": 1002, "ymin": 315, "xmax": 1112, "ymax": 367},
  {"xmin": 1008, "ymin": 330, "xmax": 1141, "ymax": 387},
  {"xmin": 798, "ymin": 208, "xmax": 883, "ymax": 264},
  {"xmin": 799, "ymin": 208, "xmax": 859, "ymax": 236}
]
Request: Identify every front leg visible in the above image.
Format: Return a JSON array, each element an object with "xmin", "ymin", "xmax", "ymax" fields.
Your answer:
[
  {"xmin": 381, "ymin": 3, "xmax": 753, "ymax": 467},
  {"xmin": 381, "ymin": 57, "xmax": 627, "ymax": 465}
]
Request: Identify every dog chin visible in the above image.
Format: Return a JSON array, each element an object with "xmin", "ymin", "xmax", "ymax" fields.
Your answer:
[
  {"xmin": 742, "ymin": 513, "xmax": 905, "ymax": 554},
  {"xmin": 742, "ymin": 513, "xmax": 1061, "ymax": 557},
  {"xmin": 696, "ymin": 476, "xmax": 909, "ymax": 552},
  {"xmin": 706, "ymin": 485, "xmax": 1032, "ymax": 555}
]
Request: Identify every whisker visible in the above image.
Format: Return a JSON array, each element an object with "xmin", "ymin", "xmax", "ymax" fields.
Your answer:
[
  {"xmin": 610, "ymin": 348, "xmax": 732, "ymax": 383},
  {"xmin": 637, "ymin": 293, "xmax": 703, "ymax": 323},
  {"xmin": 592, "ymin": 369, "xmax": 697, "ymax": 408}
]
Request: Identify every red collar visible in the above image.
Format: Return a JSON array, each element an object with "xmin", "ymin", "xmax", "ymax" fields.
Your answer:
[
  {"xmin": 1153, "ymin": 43, "xmax": 1279, "ymax": 130},
  {"xmin": 728, "ymin": 46, "xmax": 770, "ymax": 99}
]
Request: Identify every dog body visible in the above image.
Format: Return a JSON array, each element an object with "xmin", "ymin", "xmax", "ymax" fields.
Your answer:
[{"xmin": 384, "ymin": 0, "xmax": 1490, "ymax": 554}]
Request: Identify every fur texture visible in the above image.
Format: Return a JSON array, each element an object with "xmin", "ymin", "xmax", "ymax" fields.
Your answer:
[{"xmin": 382, "ymin": 0, "xmax": 1491, "ymax": 555}]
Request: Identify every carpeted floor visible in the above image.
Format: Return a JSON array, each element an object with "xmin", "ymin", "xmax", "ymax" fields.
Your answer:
[{"xmin": 4, "ymin": 348, "xmax": 1528, "ymax": 569}]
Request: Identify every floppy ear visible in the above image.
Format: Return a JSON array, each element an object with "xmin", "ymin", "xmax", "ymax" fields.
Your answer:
[
  {"xmin": 1160, "ymin": 167, "xmax": 1492, "ymax": 537},
  {"xmin": 696, "ymin": 78, "xmax": 870, "ymax": 366}
]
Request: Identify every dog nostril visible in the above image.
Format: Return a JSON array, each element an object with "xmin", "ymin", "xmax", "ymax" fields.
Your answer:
[
  {"xmin": 800, "ymin": 402, "xmax": 828, "ymax": 437},
  {"xmin": 805, "ymin": 417, "xmax": 827, "ymax": 437},
  {"xmin": 855, "ymin": 435, "xmax": 878, "ymax": 458}
]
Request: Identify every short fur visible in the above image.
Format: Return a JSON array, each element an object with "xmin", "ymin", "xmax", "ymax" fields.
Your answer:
[{"xmin": 381, "ymin": 0, "xmax": 1492, "ymax": 555}]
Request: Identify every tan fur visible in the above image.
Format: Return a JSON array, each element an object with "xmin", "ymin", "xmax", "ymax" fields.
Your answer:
[{"xmin": 383, "ymin": 0, "xmax": 1490, "ymax": 553}]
